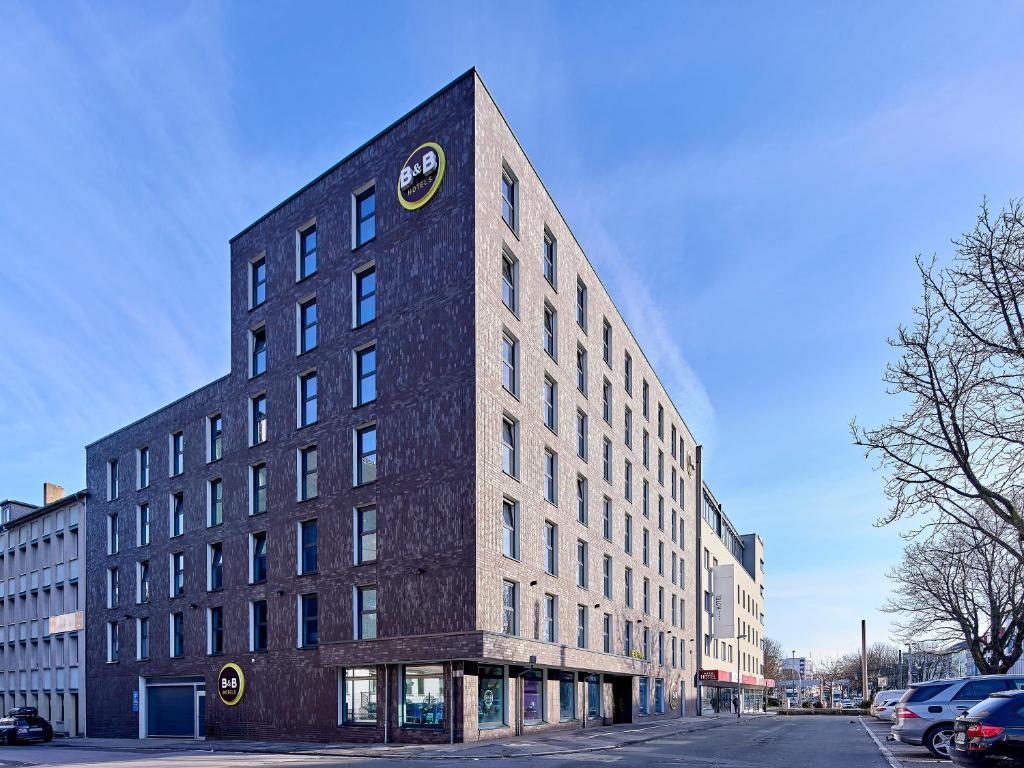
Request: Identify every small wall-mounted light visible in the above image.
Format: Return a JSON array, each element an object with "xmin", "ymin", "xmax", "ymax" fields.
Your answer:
[
  {"xmin": 529, "ymin": 580, "xmax": 538, "ymax": 587},
  {"xmin": 416, "ymin": 567, "xmax": 426, "ymax": 575},
  {"xmin": 276, "ymin": 590, "xmax": 285, "ymax": 596},
  {"xmin": 189, "ymin": 603, "xmax": 199, "ymax": 610}
]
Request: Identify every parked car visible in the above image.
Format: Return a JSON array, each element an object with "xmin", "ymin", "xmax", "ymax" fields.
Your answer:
[
  {"xmin": 950, "ymin": 689, "xmax": 1024, "ymax": 766},
  {"xmin": 0, "ymin": 707, "xmax": 53, "ymax": 745},
  {"xmin": 893, "ymin": 676, "xmax": 1024, "ymax": 758},
  {"xmin": 872, "ymin": 689, "xmax": 907, "ymax": 718}
]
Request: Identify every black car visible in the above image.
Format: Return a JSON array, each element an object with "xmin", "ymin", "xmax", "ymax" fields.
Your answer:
[
  {"xmin": 0, "ymin": 707, "xmax": 53, "ymax": 745},
  {"xmin": 951, "ymin": 690, "xmax": 1024, "ymax": 767}
]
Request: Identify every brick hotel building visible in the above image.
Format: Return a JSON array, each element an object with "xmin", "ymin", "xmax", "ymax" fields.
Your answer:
[{"xmin": 85, "ymin": 69, "xmax": 759, "ymax": 743}]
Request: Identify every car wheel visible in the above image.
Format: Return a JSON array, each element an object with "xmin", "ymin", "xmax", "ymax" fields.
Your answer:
[{"xmin": 925, "ymin": 724, "xmax": 956, "ymax": 759}]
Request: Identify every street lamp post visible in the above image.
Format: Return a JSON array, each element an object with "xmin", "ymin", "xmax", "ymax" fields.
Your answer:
[{"xmin": 736, "ymin": 630, "xmax": 748, "ymax": 718}]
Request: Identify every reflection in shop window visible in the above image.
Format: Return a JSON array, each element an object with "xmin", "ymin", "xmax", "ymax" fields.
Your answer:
[
  {"xmin": 403, "ymin": 665, "xmax": 445, "ymax": 727},
  {"xmin": 587, "ymin": 675, "xmax": 601, "ymax": 720},
  {"xmin": 557, "ymin": 671, "xmax": 575, "ymax": 722},
  {"xmin": 523, "ymin": 669, "xmax": 544, "ymax": 724},
  {"xmin": 340, "ymin": 668, "xmax": 377, "ymax": 724},
  {"xmin": 639, "ymin": 676, "xmax": 649, "ymax": 715},
  {"xmin": 478, "ymin": 665, "xmax": 505, "ymax": 728},
  {"xmin": 655, "ymin": 678, "xmax": 665, "ymax": 713}
]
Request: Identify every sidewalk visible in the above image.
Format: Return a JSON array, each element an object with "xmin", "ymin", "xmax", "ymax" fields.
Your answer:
[{"xmin": 52, "ymin": 714, "xmax": 772, "ymax": 760}]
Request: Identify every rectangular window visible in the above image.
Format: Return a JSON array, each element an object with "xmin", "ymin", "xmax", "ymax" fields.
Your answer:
[
  {"xmin": 299, "ymin": 225, "xmax": 317, "ymax": 279},
  {"xmin": 602, "ymin": 319, "xmax": 612, "ymax": 365},
  {"xmin": 543, "ymin": 375, "xmax": 557, "ymax": 432},
  {"xmin": 107, "ymin": 567, "xmax": 119, "ymax": 608},
  {"xmin": 138, "ymin": 447, "xmax": 150, "ymax": 489},
  {"xmin": 250, "ymin": 532, "xmax": 267, "ymax": 584},
  {"xmin": 655, "ymin": 678, "xmax": 665, "ymax": 714},
  {"xmin": 642, "ymin": 480, "xmax": 650, "ymax": 517},
  {"xmin": 478, "ymin": 664, "xmax": 505, "ymax": 728},
  {"xmin": 642, "ymin": 380, "xmax": 650, "ymax": 419},
  {"xmin": 625, "ymin": 620, "xmax": 633, "ymax": 655},
  {"xmin": 642, "ymin": 529, "xmax": 650, "ymax": 566},
  {"xmin": 299, "ymin": 297, "xmax": 318, "ymax": 353},
  {"xmin": 624, "ymin": 407, "xmax": 633, "ymax": 448},
  {"xmin": 356, "ymin": 506, "xmax": 377, "ymax": 564},
  {"xmin": 356, "ymin": 586, "xmax": 377, "ymax": 639},
  {"xmin": 251, "ymin": 326, "xmax": 267, "ymax": 377},
  {"xmin": 544, "ymin": 449, "xmax": 557, "ymax": 504},
  {"xmin": 402, "ymin": 665, "xmax": 444, "ymax": 727},
  {"xmin": 639, "ymin": 677, "xmax": 649, "ymax": 715},
  {"xmin": 642, "ymin": 577, "xmax": 650, "ymax": 614},
  {"xmin": 299, "ymin": 445, "xmax": 318, "ymax": 500},
  {"xmin": 624, "ymin": 460, "xmax": 633, "ymax": 501},
  {"xmin": 355, "ymin": 186, "xmax": 376, "ymax": 246},
  {"xmin": 576, "ymin": 279, "xmax": 587, "ymax": 331},
  {"xmin": 171, "ymin": 552, "xmax": 185, "ymax": 597},
  {"xmin": 299, "ymin": 372, "xmax": 318, "ymax": 427},
  {"xmin": 209, "ymin": 606, "xmax": 224, "ymax": 655},
  {"xmin": 576, "ymin": 345, "xmax": 587, "ymax": 394},
  {"xmin": 250, "ymin": 463, "xmax": 267, "ymax": 515},
  {"xmin": 137, "ymin": 618, "xmax": 149, "ymax": 660},
  {"xmin": 501, "ymin": 498, "xmax": 519, "ymax": 559},
  {"xmin": 576, "ymin": 540, "xmax": 588, "ymax": 588},
  {"xmin": 602, "ymin": 554, "xmax": 612, "ymax": 598},
  {"xmin": 543, "ymin": 521, "xmax": 557, "ymax": 575},
  {"xmin": 602, "ymin": 496, "xmax": 612, "ymax": 540},
  {"xmin": 602, "ymin": 438, "xmax": 612, "ymax": 482},
  {"xmin": 624, "ymin": 566, "xmax": 633, "ymax": 607},
  {"xmin": 502, "ymin": 579, "xmax": 517, "ymax": 635},
  {"xmin": 624, "ymin": 352, "xmax": 633, "ymax": 394},
  {"xmin": 543, "ymin": 303, "xmax": 557, "ymax": 359},
  {"xmin": 171, "ymin": 431, "xmax": 184, "ymax": 476},
  {"xmin": 208, "ymin": 414, "xmax": 222, "ymax": 462},
  {"xmin": 300, "ymin": 593, "xmax": 318, "ymax": 647},
  {"xmin": 300, "ymin": 519, "xmax": 318, "ymax": 574},
  {"xmin": 501, "ymin": 251, "xmax": 518, "ymax": 313},
  {"xmin": 208, "ymin": 478, "xmax": 223, "ymax": 527},
  {"xmin": 342, "ymin": 668, "xmax": 378, "ymax": 724},
  {"xmin": 170, "ymin": 492, "xmax": 184, "ymax": 537},
  {"xmin": 251, "ymin": 393, "xmax": 267, "ymax": 444},
  {"xmin": 642, "ymin": 430, "xmax": 650, "ymax": 467},
  {"xmin": 576, "ymin": 410, "xmax": 588, "ymax": 460},
  {"xmin": 251, "ymin": 600, "xmax": 268, "ymax": 651},
  {"xmin": 107, "ymin": 621, "xmax": 119, "ymax": 663},
  {"xmin": 169, "ymin": 610, "xmax": 184, "ymax": 659},
  {"xmin": 501, "ymin": 332, "xmax": 518, "ymax": 395},
  {"xmin": 355, "ymin": 424, "xmax": 377, "ymax": 485},
  {"xmin": 544, "ymin": 594, "xmax": 556, "ymax": 642},
  {"xmin": 208, "ymin": 543, "xmax": 222, "ymax": 591},
  {"xmin": 501, "ymin": 166, "xmax": 517, "ymax": 230},
  {"xmin": 501, "ymin": 416, "xmax": 518, "ymax": 478},
  {"xmin": 107, "ymin": 512, "xmax": 119, "ymax": 554},
  {"xmin": 658, "ymin": 585, "xmax": 665, "ymax": 619},
  {"xmin": 108, "ymin": 458, "xmax": 119, "ymax": 500},
  {"xmin": 354, "ymin": 265, "xmax": 377, "ymax": 326},
  {"xmin": 251, "ymin": 256, "xmax": 266, "ymax": 308},
  {"xmin": 355, "ymin": 345, "xmax": 377, "ymax": 405},
  {"xmin": 576, "ymin": 475, "xmax": 588, "ymax": 524},
  {"xmin": 625, "ymin": 513, "xmax": 633, "ymax": 554},
  {"xmin": 603, "ymin": 613, "xmax": 612, "ymax": 653},
  {"xmin": 658, "ymin": 404, "xmax": 665, "ymax": 440},
  {"xmin": 602, "ymin": 378, "xmax": 612, "ymax": 423},
  {"xmin": 576, "ymin": 605, "xmax": 587, "ymax": 649},
  {"xmin": 558, "ymin": 670, "xmax": 575, "ymax": 721},
  {"xmin": 543, "ymin": 230, "xmax": 556, "ymax": 287},
  {"xmin": 658, "ymin": 541, "xmax": 665, "ymax": 575}
]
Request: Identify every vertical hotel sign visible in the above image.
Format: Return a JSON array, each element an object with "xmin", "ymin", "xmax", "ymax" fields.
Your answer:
[
  {"xmin": 397, "ymin": 142, "xmax": 446, "ymax": 210},
  {"xmin": 711, "ymin": 564, "xmax": 735, "ymax": 639}
]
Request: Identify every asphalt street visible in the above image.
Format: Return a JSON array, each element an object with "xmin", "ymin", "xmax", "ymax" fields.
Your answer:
[{"xmin": 0, "ymin": 716, "xmax": 904, "ymax": 768}]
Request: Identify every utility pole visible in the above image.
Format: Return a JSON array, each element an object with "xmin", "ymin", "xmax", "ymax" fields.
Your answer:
[{"xmin": 861, "ymin": 620, "xmax": 869, "ymax": 704}]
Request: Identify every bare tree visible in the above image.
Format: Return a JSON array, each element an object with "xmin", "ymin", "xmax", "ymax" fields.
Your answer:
[
  {"xmin": 883, "ymin": 522, "xmax": 1024, "ymax": 674},
  {"xmin": 853, "ymin": 199, "xmax": 1024, "ymax": 560},
  {"xmin": 762, "ymin": 637, "xmax": 784, "ymax": 683},
  {"xmin": 816, "ymin": 657, "xmax": 845, "ymax": 706}
]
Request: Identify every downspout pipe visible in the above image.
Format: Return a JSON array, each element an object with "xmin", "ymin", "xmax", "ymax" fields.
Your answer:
[{"xmin": 694, "ymin": 444, "xmax": 704, "ymax": 715}]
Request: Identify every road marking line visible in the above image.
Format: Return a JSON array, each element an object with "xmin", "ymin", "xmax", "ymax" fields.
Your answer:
[{"xmin": 860, "ymin": 716, "xmax": 903, "ymax": 768}]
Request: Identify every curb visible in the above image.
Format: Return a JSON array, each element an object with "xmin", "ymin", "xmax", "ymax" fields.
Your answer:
[{"xmin": 49, "ymin": 714, "xmax": 772, "ymax": 760}]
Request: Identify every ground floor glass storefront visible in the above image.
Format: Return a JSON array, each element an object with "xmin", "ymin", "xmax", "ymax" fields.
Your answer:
[
  {"xmin": 402, "ymin": 665, "xmax": 445, "ymax": 727},
  {"xmin": 700, "ymin": 685, "xmax": 767, "ymax": 715},
  {"xmin": 522, "ymin": 670, "xmax": 543, "ymax": 724},
  {"xmin": 340, "ymin": 668, "xmax": 377, "ymax": 724},
  {"xmin": 478, "ymin": 665, "xmax": 504, "ymax": 728}
]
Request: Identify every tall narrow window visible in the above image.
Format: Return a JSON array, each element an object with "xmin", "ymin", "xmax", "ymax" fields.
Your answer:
[
  {"xmin": 543, "ymin": 304, "xmax": 557, "ymax": 359},
  {"xmin": 602, "ymin": 496, "xmax": 612, "ymax": 540},
  {"xmin": 138, "ymin": 504, "xmax": 150, "ymax": 547},
  {"xmin": 299, "ymin": 445, "xmax": 318, "ymax": 500},
  {"xmin": 603, "ymin": 613, "xmax": 612, "ymax": 653},
  {"xmin": 299, "ymin": 298, "xmax": 318, "ymax": 353},
  {"xmin": 300, "ymin": 372, "xmax": 318, "ymax": 427},
  {"xmin": 209, "ymin": 606, "xmax": 224, "ymax": 655},
  {"xmin": 501, "ymin": 166, "xmax": 517, "ymax": 230},
  {"xmin": 625, "ymin": 513, "xmax": 633, "ymax": 554},
  {"xmin": 300, "ymin": 593, "xmax": 319, "ymax": 647},
  {"xmin": 544, "ymin": 521, "xmax": 557, "ymax": 575},
  {"xmin": 576, "ymin": 410, "xmax": 588, "ymax": 460},
  {"xmin": 251, "ymin": 256, "xmax": 267, "ymax": 308},
  {"xmin": 501, "ymin": 251, "xmax": 518, "ymax": 313},
  {"xmin": 171, "ymin": 431, "xmax": 184, "ymax": 476},
  {"xmin": 209, "ymin": 543, "xmax": 223, "ymax": 591},
  {"xmin": 658, "ymin": 404, "xmax": 665, "ymax": 440},
  {"xmin": 576, "ymin": 605, "xmax": 587, "ymax": 649},
  {"xmin": 355, "ymin": 345, "xmax": 377, "ymax": 406},
  {"xmin": 251, "ymin": 532, "xmax": 267, "ymax": 584},
  {"xmin": 576, "ymin": 475, "xmax": 588, "ymax": 525},
  {"xmin": 544, "ymin": 594, "xmax": 556, "ymax": 642},
  {"xmin": 107, "ymin": 512, "xmax": 119, "ymax": 554},
  {"xmin": 602, "ymin": 554, "xmax": 612, "ymax": 598},
  {"xmin": 138, "ymin": 618, "xmax": 149, "ymax": 660},
  {"xmin": 251, "ymin": 600, "xmax": 268, "ymax": 651},
  {"xmin": 543, "ymin": 230, "xmax": 556, "ymax": 287},
  {"xmin": 501, "ymin": 416, "xmax": 518, "ymax": 478},
  {"xmin": 602, "ymin": 379, "xmax": 612, "ymax": 423},
  {"xmin": 543, "ymin": 376, "xmax": 557, "ymax": 432},
  {"xmin": 354, "ymin": 265, "xmax": 377, "ymax": 326},
  {"xmin": 208, "ymin": 478, "xmax": 223, "ymax": 526},
  {"xmin": 251, "ymin": 327, "xmax": 267, "ymax": 377},
  {"xmin": 107, "ymin": 459, "xmax": 119, "ymax": 500},
  {"xmin": 576, "ymin": 540, "xmax": 588, "ymax": 588},
  {"xmin": 252, "ymin": 393, "xmax": 268, "ymax": 444},
  {"xmin": 602, "ymin": 438, "xmax": 612, "ymax": 482},
  {"xmin": 625, "ymin": 566, "xmax": 633, "ymax": 607},
  {"xmin": 107, "ymin": 567, "xmax": 119, "ymax": 608},
  {"xmin": 501, "ymin": 333, "xmax": 518, "ymax": 395},
  {"xmin": 250, "ymin": 463, "xmax": 267, "ymax": 515},
  {"xmin": 502, "ymin": 580, "xmax": 517, "ymax": 635},
  {"xmin": 544, "ymin": 449, "xmax": 557, "ymax": 504},
  {"xmin": 356, "ymin": 187, "xmax": 376, "ymax": 246},
  {"xmin": 300, "ymin": 519, "xmax": 318, "ymax": 574},
  {"xmin": 576, "ymin": 345, "xmax": 588, "ymax": 395},
  {"xmin": 208, "ymin": 414, "xmax": 222, "ymax": 462},
  {"xmin": 624, "ymin": 352, "xmax": 633, "ymax": 394},
  {"xmin": 576, "ymin": 279, "xmax": 587, "ymax": 331},
  {"xmin": 139, "ymin": 560, "xmax": 151, "ymax": 603},
  {"xmin": 642, "ymin": 380, "xmax": 650, "ymax": 419},
  {"xmin": 171, "ymin": 552, "xmax": 184, "ymax": 597},
  {"xmin": 602, "ymin": 319, "xmax": 612, "ymax": 366},
  {"xmin": 299, "ymin": 225, "xmax": 317, "ymax": 279},
  {"xmin": 356, "ymin": 506, "xmax": 377, "ymax": 564},
  {"xmin": 170, "ymin": 493, "xmax": 184, "ymax": 538},
  {"xmin": 624, "ymin": 460, "xmax": 633, "ymax": 501},
  {"xmin": 107, "ymin": 621, "xmax": 119, "ymax": 662},
  {"xmin": 643, "ymin": 431, "xmax": 650, "ymax": 467},
  {"xmin": 501, "ymin": 498, "xmax": 519, "ymax": 559},
  {"xmin": 355, "ymin": 424, "xmax": 377, "ymax": 485},
  {"xmin": 138, "ymin": 447, "xmax": 150, "ymax": 489},
  {"xmin": 356, "ymin": 586, "xmax": 377, "ymax": 639}
]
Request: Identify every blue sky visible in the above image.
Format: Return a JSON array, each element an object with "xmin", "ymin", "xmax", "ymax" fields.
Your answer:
[{"xmin": 2, "ymin": 1, "xmax": 1023, "ymax": 661}]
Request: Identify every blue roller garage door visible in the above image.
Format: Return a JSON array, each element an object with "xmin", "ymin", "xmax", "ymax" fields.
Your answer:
[{"xmin": 147, "ymin": 685, "xmax": 194, "ymax": 737}]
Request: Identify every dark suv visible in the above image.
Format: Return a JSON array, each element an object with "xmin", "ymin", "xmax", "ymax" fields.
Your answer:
[{"xmin": 0, "ymin": 707, "xmax": 53, "ymax": 745}]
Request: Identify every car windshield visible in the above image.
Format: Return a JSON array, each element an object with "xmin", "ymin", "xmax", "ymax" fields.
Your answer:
[{"xmin": 905, "ymin": 683, "xmax": 955, "ymax": 703}]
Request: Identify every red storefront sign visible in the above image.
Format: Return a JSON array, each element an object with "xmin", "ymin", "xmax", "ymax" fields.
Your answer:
[
  {"xmin": 699, "ymin": 669, "xmax": 733, "ymax": 682},
  {"xmin": 741, "ymin": 674, "xmax": 759, "ymax": 686}
]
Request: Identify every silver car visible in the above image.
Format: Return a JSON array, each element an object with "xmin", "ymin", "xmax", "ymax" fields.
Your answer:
[
  {"xmin": 892, "ymin": 676, "xmax": 1024, "ymax": 758},
  {"xmin": 871, "ymin": 689, "xmax": 905, "ymax": 721}
]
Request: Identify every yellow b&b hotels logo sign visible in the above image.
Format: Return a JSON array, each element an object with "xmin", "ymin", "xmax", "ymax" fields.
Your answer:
[
  {"xmin": 398, "ymin": 142, "xmax": 445, "ymax": 210},
  {"xmin": 217, "ymin": 662, "xmax": 245, "ymax": 706}
]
